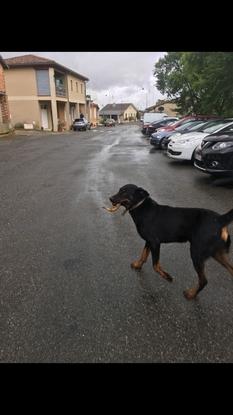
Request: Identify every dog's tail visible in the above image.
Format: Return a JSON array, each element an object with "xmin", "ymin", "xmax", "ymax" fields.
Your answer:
[{"xmin": 218, "ymin": 208, "xmax": 233, "ymax": 227}]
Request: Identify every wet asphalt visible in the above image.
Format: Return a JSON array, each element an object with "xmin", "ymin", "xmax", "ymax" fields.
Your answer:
[{"xmin": 1, "ymin": 124, "xmax": 233, "ymax": 363}]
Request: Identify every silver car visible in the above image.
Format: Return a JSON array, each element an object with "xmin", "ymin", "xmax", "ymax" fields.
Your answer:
[{"xmin": 72, "ymin": 118, "xmax": 91, "ymax": 131}]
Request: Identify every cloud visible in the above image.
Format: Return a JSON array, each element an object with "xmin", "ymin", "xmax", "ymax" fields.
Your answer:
[{"xmin": 1, "ymin": 51, "xmax": 166, "ymax": 109}]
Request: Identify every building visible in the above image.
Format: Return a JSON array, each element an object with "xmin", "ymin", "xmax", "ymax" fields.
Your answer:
[
  {"xmin": 4, "ymin": 54, "xmax": 89, "ymax": 132},
  {"xmin": 99, "ymin": 103, "xmax": 138, "ymax": 123},
  {"xmin": 90, "ymin": 102, "xmax": 99, "ymax": 126},
  {"xmin": 0, "ymin": 55, "xmax": 11, "ymax": 134},
  {"xmin": 145, "ymin": 100, "xmax": 179, "ymax": 117},
  {"xmin": 86, "ymin": 95, "xmax": 99, "ymax": 126}
]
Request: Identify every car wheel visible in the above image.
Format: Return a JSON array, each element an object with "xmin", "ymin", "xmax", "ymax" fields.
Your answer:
[
  {"xmin": 160, "ymin": 138, "xmax": 166, "ymax": 149},
  {"xmin": 191, "ymin": 150, "xmax": 196, "ymax": 165}
]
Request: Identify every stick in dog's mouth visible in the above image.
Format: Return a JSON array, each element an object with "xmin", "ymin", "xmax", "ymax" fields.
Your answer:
[{"xmin": 102, "ymin": 203, "xmax": 121, "ymax": 213}]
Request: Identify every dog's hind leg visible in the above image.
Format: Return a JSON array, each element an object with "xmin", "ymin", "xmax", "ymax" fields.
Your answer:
[
  {"xmin": 213, "ymin": 251, "xmax": 233, "ymax": 277},
  {"xmin": 131, "ymin": 242, "xmax": 150, "ymax": 270},
  {"xmin": 184, "ymin": 247, "xmax": 208, "ymax": 299},
  {"xmin": 150, "ymin": 242, "xmax": 173, "ymax": 282}
]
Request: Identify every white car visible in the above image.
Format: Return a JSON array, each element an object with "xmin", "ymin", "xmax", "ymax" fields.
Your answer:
[{"xmin": 167, "ymin": 119, "xmax": 233, "ymax": 161}]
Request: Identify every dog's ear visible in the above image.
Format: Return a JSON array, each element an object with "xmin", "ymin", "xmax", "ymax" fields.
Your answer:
[{"xmin": 136, "ymin": 187, "xmax": 149, "ymax": 198}]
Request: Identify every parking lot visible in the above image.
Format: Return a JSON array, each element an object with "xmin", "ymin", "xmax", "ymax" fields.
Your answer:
[{"xmin": 1, "ymin": 123, "xmax": 233, "ymax": 362}]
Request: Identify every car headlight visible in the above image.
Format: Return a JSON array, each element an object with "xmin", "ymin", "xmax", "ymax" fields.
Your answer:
[{"xmin": 212, "ymin": 142, "xmax": 233, "ymax": 150}]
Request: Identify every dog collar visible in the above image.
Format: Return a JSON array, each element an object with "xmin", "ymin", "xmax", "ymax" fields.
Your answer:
[{"xmin": 129, "ymin": 197, "xmax": 149, "ymax": 212}]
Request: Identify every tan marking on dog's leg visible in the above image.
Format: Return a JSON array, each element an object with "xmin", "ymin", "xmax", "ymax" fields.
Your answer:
[
  {"xmin": 153, "ymin": 262, "xmax": 173, "ymax": 282},
  {"xmin": 131, "ymin": 247, "xmax": 150, "ymax": 270},
  {"xmin": 221, "ymin": 227, "xmax": 229, "ymax": 242},
  {"xmin": 183, "ymin": 266, "xmax": 207, "ymax": 300}
]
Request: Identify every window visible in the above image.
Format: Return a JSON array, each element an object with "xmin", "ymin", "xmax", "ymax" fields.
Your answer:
[
  {"xmin": 76, "ymin": 82, "xmax": 78, "ymax": 92},
  {"xmin": 36, "ymin": 70, "xmax": 50, "ymax": 95},
  {"xmin": 70, "ymin": 80, "xmax": 73, "ymax": 91},
  {"xmin": 81, "ymin": 83, "xmax": 83, "ymax": 94}
]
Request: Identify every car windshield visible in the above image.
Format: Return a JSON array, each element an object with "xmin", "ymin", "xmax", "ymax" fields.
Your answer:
[
  {"xmin": 202, "ymin": 120, "xmax": 233, "ymax": 134},
  {"xmin": 175, "ymin": 120, "xmax": 203, "ymax": 132},
  {"xmin": 152, "ymin": 118, "xmax": 176, "ymax": 126},
  {"xmin": 187, "ymin": 120, "xmax": 211, "ymax": 131},
  {"xmin": 74, "ymin": 119, "xmax": 84, "ymax": 122}
]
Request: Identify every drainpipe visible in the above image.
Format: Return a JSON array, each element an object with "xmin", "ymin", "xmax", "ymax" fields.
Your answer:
[
  {"xmin": 66, "ymin": 74, "xmax": 70, "ymax": 130},
  {"xmin": 84, "ymin": 82, "xmax": 87, "ymax": 119}
]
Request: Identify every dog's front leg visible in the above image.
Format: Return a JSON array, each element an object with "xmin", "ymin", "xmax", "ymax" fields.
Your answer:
[
  {"xmin": 150, "ymin": 242, "xmax": 173, "ymax": 283},
  {"xmin": 131, "ymin": 242, "xmax": 150, "ymax": 270}
]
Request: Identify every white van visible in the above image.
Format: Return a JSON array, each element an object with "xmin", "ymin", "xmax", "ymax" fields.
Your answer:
[
  {"xmin": 143, "ymin": 112, "xmax": 168, "ymax": 124},
  {"xmin": 141, "ymin": 112, "xmax": 168, "ymax": 134}
]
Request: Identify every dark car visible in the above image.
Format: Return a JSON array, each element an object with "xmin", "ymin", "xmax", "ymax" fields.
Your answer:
[
  {"xmin": 145, "ymin": 117, "xmax": 178, "ymax": 136},
  {"xmin": 150, "ymin": 119, "xmax": 211, "ymax": 149},
  {"xmin": 72, "ymin": 118, "xmax": 91, "ymax": 131},
  {"xmin": 194, "ymin": 130, "xmax": 233, "ymax": 176},
  {"xmin": 150, "ymin": 116, "xmax": 221, "ymax": 148},
  {"xmin": 160, "ymin": 119, "xmax": 221, "ymax": 150},
  {"xmin": 153, "ymin": 114, "xmax": 220, "ymax": 134},
  {"xmin": 104, "ymin": 118, "xmax": 116, "ymax": 127}
]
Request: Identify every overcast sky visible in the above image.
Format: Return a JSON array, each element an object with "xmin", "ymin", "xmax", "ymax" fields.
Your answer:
[{"xmin": 0, "ymin": 52, "xmax": 166, "ymax": 110}]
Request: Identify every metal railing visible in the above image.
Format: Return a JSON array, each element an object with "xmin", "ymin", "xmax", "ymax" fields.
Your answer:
[{"xmin": 55, "ymin": 86, "xmax": 67, "ymax": 97}]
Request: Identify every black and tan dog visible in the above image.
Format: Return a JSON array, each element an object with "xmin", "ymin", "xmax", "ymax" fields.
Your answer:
[{"xmin": 105, "ymin": 184, "xmax": 233, "ymax": 299}]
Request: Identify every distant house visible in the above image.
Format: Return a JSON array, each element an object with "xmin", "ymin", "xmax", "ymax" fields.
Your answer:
[
  {"xmin": 86, "ymin": 95, "xmax": 99, "ymax": 126},
  {"xmin": 4, "ymin": 54, "xmax": 89, "ymax": 131},
  {"xmin": 0, "ymin": 55, "xmax": 11, "ymax": 134},
  {"xmin": 90, "ymin": 103, "xmax": 99, "ymax": 126},
  {"xmin": 145, "ymin": 100, "xmax": 179, "ymax": 117},
  {"xmin": 99, "ymin": 103, "xmax": 138, "ymax": 123}
]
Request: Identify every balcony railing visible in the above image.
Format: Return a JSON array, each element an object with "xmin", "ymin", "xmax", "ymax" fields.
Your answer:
[{"xmin": 55, "ymin": 86, "xmax": 67, "ymax": 97}]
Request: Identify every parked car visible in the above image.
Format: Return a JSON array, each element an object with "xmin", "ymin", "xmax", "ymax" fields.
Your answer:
[
  {"xmin": 104, "ymin": 118, "xmax": 116, "ymax": 127},
  {"xmin": 167, "ymin": 119, "xmax": 233, "ymax": 162},
  {"xmin": 156, "ymin": 114, "xmax": 220, "ymax": 134},
  {"xmin": 194, "ymin": 131, "xmax": 233, "ymax": 176},
  {"xmin": 141, "ymin": 112, "xmax": 168, "ymax": 135},
  {"xmin": 160, "ymin": 119, "xmax": 221, "ymax": 150},
  {"xmin": 150, "ymin": 119, "xmax": 211, "ymax": 149},
  {"xmin": 145, "ymin": 117, "xmax": 178, "ymax": 136},
  {"xmin": 72, "ymin": 118, "xmax": 91, "ymax": 131}
]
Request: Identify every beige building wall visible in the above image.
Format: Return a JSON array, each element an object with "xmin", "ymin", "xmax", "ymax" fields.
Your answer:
[
  {"xmin": 67, "ymin": 75, "xmax": 86, "ymax": 103},
  {"xmin": 90, "ymin": 105, "xmax": 99, "ymax": 125},
  {"xmin": 5, "ymin": 67, "xmax": 48, "ymax": 128},
  {"xmin": 4, "ymin": 66, "xmax": 88, "ymax": 131},
  {"xmin": 124, "ymin": 105, "xmax": 137, "ymax": 120},
  {"xmin": 161, "ymin": 103, "xmax": 179, "ymax": 116},
  {"xmin": 5, "ymin": 67, "xmax": 37, "ymax": 96},
  {"xmin": 8, "ymin": 100, "xmax": 40, "ymax": 126}
]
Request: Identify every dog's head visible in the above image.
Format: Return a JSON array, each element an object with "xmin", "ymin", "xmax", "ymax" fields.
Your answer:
[{"xmin": 109, "ymin": 184, "xmax": 149, "ymax": 211}]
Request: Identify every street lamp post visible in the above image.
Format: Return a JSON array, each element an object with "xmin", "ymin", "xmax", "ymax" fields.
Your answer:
[{"xmin": 141, "ymin": 88, "xmax": 148, "ymax": 110}]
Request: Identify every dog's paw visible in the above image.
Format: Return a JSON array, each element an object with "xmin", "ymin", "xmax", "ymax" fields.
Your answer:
[
  {"xmin": 131, "ymin": 261, "xmax": 142, "ymax": 270},
  {"xmin": 164, "ymin": 274, "xmax": 173, "ymax": 283},
  {"xmin": 183, "ymin": 288, "xmax": 197, "ymax": 300}
]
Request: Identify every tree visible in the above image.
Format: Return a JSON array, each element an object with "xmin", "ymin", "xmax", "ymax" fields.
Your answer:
[{"xmin": 153, "ymin": 52, "xmax": 233, "ymax": 116}]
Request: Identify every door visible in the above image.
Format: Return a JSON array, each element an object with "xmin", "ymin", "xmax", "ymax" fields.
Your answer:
[{"xmin": 41, "ymin": 105, "xmax": 49, "ymax": 129}]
